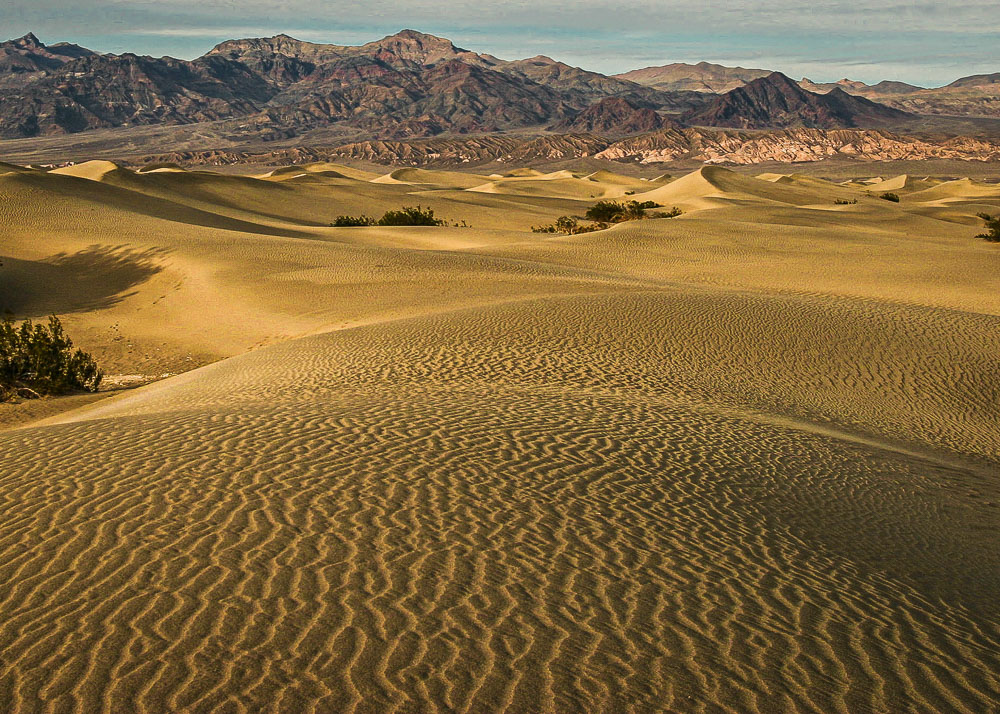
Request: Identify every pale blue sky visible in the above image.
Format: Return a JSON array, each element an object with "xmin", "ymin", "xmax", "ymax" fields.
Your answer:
[{"xmin": 3, "ymin": 0, "xmax": 998, "ymax": 86}]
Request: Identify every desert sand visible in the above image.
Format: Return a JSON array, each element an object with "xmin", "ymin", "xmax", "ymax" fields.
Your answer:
[{"xmin": 0, "ymin": 159, "xmax": 998, "ymax": 712}]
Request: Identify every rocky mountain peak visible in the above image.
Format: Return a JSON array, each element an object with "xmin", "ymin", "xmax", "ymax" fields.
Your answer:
[
  {"xmin": 683, "ymin": 71, "xmax": 910, "ymax": 129},
  {"xmin": 13, "ymin": 32, "xmax": 43, "ymax": 49},
  {"xmin": 359, "ymin": 29, "xmax": 498, "ymax": 68},
  {"xmin": 550, "ymin": 96, "xmax": 674, "ymax": 135}
]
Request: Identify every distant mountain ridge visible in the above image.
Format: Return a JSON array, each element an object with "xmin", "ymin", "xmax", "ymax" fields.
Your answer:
[
  {"xmin": 0, "ymin": 30, "xmax": 998, "ymax": 148},
  {"xmin": 0, "ymin": 32, "xmax": 96, "ymax": 87},
  {"xmin": 0, "ymin": 30, "xmax": 696, "ymax": 140},
  {"xmin": 615, "ymin": 62, "xmax": 773, "ymax": 93},
  {"xmin": 549, "ymin": 97, "xmax": 676, "ymax": 135},
  {"xmin": 683, "ymin": 72, "xmax": 912, "ymax": 129},
  {"xmin": 135, "ymin": 128, "xmax": 1000, "ymax": 169}
]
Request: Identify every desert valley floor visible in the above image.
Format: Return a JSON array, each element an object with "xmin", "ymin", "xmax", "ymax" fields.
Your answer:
[{"xmin": 1, "ymin": 159, "xmax": 999, "ymax": 712}]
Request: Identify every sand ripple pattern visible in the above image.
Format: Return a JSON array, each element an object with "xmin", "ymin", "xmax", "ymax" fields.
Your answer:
[{"xmin": 2, "ymin": 291, "xmax": 999, "ymax": 713}]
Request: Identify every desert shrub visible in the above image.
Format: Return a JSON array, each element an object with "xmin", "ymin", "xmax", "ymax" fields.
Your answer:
[
  {"xmin": 376, "ymin": 205, "xmax": 444, "ymax": 226},
  {"xmin": 650, "ymin": 206, "xmax": 683, "ymax": 218},
  {"xmin": 533, "ymin": 202, "xmax": 680, "ymax": 234},
  {"xmin": 0, "ymin": 315, "xmax": 102, "ymax": 400},
  {"xmin": 585, "ymin": 199, "xmax": 671, "ymax": 223},
  {"xmin": 976, "ymin": 213, "xmax": 1000, "ymax": 242},
  {"xmin": 570, "ymin": 222, "xmax": 606, "ymax": 234},
  {"xmin": 585, "ymin": 200, "xmax": 629, "ymax": 223},
  {"xmin": 533, "ymin": 216, "xmax": 581, "ymax": 234},
  {"xmin": 332, "ymin": 205, "xmax": 446, "ymax": 227},
  {"xmin": 332, "ymin": 215, "xmax": 375, "ymax": 227},
  {"xmin": 554, "ymin": 215, "xmax": 578, "ymax": 233},
  {"xmin": 531, "ymin": 216, "xmax": 579, "ymax": 234},
  {"xmin": 879, "ymin": 192, "xmax": 900, "ymax": 203},
  {"xmin": 834, "ymin": 198, "xmax": 858, "ymax": 205},
  {"xmin": 531, "ymin": 216, "xmax": 610, "ymax": 235}
]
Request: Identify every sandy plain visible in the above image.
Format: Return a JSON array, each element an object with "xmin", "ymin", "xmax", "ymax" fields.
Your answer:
[{"xmin": 0, "ymin": 158, "xmax": 998, "ymax": 712}]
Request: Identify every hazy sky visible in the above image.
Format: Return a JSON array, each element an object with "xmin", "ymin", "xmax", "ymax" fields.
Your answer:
[{"xmin": 3, "ymin": 0, "xmax": 998, "ymax": 86}]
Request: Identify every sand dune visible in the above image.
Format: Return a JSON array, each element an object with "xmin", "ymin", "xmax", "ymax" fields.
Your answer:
[
  {"xmin": 467, "ymin": 174, "xmax": 633, "ymax": 200},
  {"xmin": 503, "ymin": 167, "xmax": 544, "ymax": 177},
  {"xmin": 904, "ymin": 176, "xmax": 1000, "ymax": 202},
  {"xmin": 136, "ymin": 162, "xmax": 188, "ymax": 173},
  {"xmin": 862, "ymin": 173, "xmax": 942, "ymax": 193},
  {"xmin": 259, "ymin": 162, "xmax": 380, "ymax": 182},
  {"xmin": 0, "ymin": 160, "xmax": 34, "ymax": 174},
  {"xmin": 755, "ymin": 171, "xmax": 793, "ymax": 182},
  {"xmin": 371, "ymin": 167, "xmax": 491, "ymax": 189},
  {"xmin": 50, "ymin": 158, "xmax": 126, "ymax": 181},
  {"xmin": 1, "ymin": 159, "xmax": 998, "ymax": 713},
  {"xmin": 261, "ymin": 166, "xmax": 358, "ymax": 182},
  {"xmin": 632, "ymin": 165, "xmax": 862, "ymax": 209},
  {"xmin": 757, "ymin": 172, "xmax": 860, "ymax": 193}
]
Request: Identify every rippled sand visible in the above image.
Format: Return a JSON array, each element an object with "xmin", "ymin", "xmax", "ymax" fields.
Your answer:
[{"xmin": 1, "ymin": 161, "xmax": 998, "ymax": 712}]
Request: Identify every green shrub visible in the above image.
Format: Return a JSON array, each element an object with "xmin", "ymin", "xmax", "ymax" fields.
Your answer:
[
  {"xmin": 585, "ymin": 199, "xmax": 671, "ymax": 223},
  {"xmin": 0, "ymin": 315, "xmax": 102, "ymax": 400},
  {"xmin": 332, "ymin": 205, "xmax": 446, "ymax": 227},
  {"xmin": 570, "ymin": 222, "xmax": 606, "ymax": 234},
  {"xmin": 585, "ymin": 200, "xmax": 630, "ymax": 223},
  {"xmin": 532, "ymin": 216, "xmax": 579, "ymax": 234},
  {"xmin": 376, "ymin": 205, "xmax": 444, "ymax": 227},
  {"xmin": 332, "ymin": 215, "xmax": 375, "ymax": 227},
  {"xmin": 834, "ymin": 198, "xmax": 858, "ymax": 205},
  {"xmin": 554, "ymin": 216, "xmax": 578, "ymax": 233},
  {"xmin": 533, "ymin": 202, "xmax": 680, "ymax": 235},
  {"xmin": 976, "ymin": 213, "xmax": 1000, "ymax": 242},
  {"xmin": 532, "ymin": 216, "xmax": 608, "ymax": 235},
  {"xmin": 879, "ymin": 192, "xmax": 900, "ymax": 203}
]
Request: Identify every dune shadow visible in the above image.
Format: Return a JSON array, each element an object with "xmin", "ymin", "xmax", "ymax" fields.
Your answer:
[
  {"xmin": 11, "ymin": 171, "xmax": 315, "ymax": 238},
  {"xmin": 0, "ymin": 245, "xmax": 166, "ymax": 317}
]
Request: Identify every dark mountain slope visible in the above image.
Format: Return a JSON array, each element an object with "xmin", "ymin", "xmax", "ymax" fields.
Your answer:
[{"xmin": 683, "ymin": 72, "xmax": 911, "ymax": 129}]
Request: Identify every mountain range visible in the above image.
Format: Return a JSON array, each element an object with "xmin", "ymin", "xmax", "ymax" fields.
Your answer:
[{"xmin": 1, "ymin": 30, "xmax": 999, "ymax": 164}]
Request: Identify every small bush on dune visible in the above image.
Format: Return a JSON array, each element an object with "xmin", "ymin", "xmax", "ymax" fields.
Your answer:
[
  {"xmin": 976, "ymin": 213, "xmax": 1000, "ymax": 242},
  {"xmin": 332, "ymin": 215, "xmax": 375, "ymax": 227},
  {"xmin": 533, "ymin": 202, "xmax": 681, "ymax": 235},
  {"xmin": 569, "ymin": 222, "xmax": 606, "ymax": 235},
  {"xmin": 584, "ymin": 200, "xmax": 625, "ymax": 223},
  {"xmin": 376, "ymin": 205, "xmax": 444, "ymax": 226},
  {"xmin": 532, "ymin": 216, "xmax": 607, "ymax": 235},
  {"xmin": 834, "ymin": 198, "xmax": 858, "ymax": 205},
  {"xmin": 333, "ymin": 205, "xmax": 446, "ymax": 227},
  {"xmin": 555, "ymin": 215, "xmax": 579, "ymax": 233},
  {"xmin": 649, "ymin": 206, "xmax": 683, "ymax": 218},
  {"xmin": 533, "ymin": 216, "xmax": 582, "ymax": 234},
  {"xmin": 585, "ymin": 200, "xmax": 679, "ymax": 224},
  {"xmin": 0, "ymin": 315, "xmax": 102, "ymax": 400},
  {"xmin": 880, "ymin": 192, "xmax": 900, "ymax": 203},
  {"xmin": 586, "ymin": 200, "xmax": 636, "ymax": 223}
]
